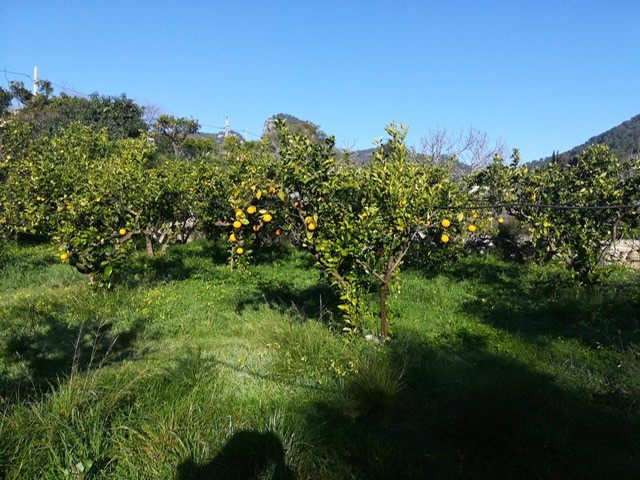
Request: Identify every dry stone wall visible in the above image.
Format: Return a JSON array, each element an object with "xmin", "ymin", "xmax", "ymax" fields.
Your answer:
[{"xmin": 605, "ymin": 239, "xmax": 640, "ymax": 268}]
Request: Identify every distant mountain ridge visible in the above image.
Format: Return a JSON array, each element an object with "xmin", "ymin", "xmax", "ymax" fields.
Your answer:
[
  {"xmin": 199, "ymin": 112, "xmax": 640, "ymax": 171},
  {"xmin": 195, "ymin": 130, "xmax": 245, "ymax": 144},
  {"xmin": 534, "ymin": 113, "xmax": 640, "ymax": 166}
]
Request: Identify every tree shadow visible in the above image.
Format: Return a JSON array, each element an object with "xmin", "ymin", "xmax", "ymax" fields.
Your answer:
[
  {"xmin": 0, "ymin": 242, "xmax": 59, "ymax": 273},
  {"xmin": 0, "ymin": 302, "xmax": 147, "ymax": 400},
  {"xmin": 304, "ymin": 332, "xmax": 640, "ymax": 479},
  {"xmin": 176, "ymin": 430, "xmax": 295, "ymax": 480},
  {"xmin": 115, "ymin": 239, "xmax": 231, "ymax": 287},
  {"xmin": 235, "ymin": 279, "xmax": 339, "ymax": 324},
  {"xmin": 250, "ymin": 243, "xmax": 306, "ymax": 266},
  {"xmin": 412, "ymin": 255, "xmax": 640, "ymax": 350}
]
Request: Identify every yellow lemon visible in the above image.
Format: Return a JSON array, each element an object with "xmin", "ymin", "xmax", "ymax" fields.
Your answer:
[
  {"xmin": 441, "ymin": 219, "xmax": 451, "ymax": 228},
  {"xmin": 247, "ymin": 206, "xmax": 257, "ymax": 215},
  {"xmin": 119, "ymin": 228, "xmax": 127, "ymax": 235},
  {"xmin": 233, "ymin": 220, "xmax": 242, "ymax": 229},
  {"xmin": 60, "ymin": 252, "xmax": 69, "ymax": 261},
  {"xmin": 236, "ymin": 247, "xmax": 244, "ymax": 255},
  {"xmin": 441, "ymin": 234, "xmax": 450, "ymax": 243},
  {"xmin": 263, "ymin": 213, "xmax": 273, "ymax": 223},
  {"xmin": 307, "ymin": 222, "xmax": 317, "ymax": 231},
  {"xmin": 468, "ymin": 224, "xmax": 477, "ymax": 233},
  {"xmin": 229, "ymin": 233, "xmax": 237, "ymax": 242},
  {"xmin": 235, "ymin": 209, "xmax": 244, "ymax": 218},
  {"xmin": 498, "ymin": 217, "xmax": 504, "ymax": 224}
]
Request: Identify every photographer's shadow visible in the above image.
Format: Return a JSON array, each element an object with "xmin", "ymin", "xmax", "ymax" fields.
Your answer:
[{"xmin": 176, "ymin": 430, "xmax": 295, "ymax": 480}]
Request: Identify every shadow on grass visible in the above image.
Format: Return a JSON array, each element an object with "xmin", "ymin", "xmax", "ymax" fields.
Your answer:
[
  {"xmin": 305, "ymin": 333, "xmax": 640, "ymax": 479},
  {"xmin": 0, "ymin": 304, "xmax": 146, "ymax": 400},
  {"xmin": 251, "ymin": 243, "xmax": 309, "ymax": 267},
  {"xmin": 236, "ymin": 279, "xmax": 339, "ymax": 324},
  {"xmin": 0, "ymin": 241, "xmax": 59, "ymax": 272},
  {"xmin": 113, "ymin": 239, "xmax": 231, "ymax": 287},
  {"xmin": 176, "ymin": 430, "xmax": 295, "ymax": 480},
  {"xmin": 414, "ymin": 255, "xmax": 640, "ymax": 350}
]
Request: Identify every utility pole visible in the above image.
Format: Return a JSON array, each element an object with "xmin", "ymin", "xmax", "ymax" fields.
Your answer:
[
  {"xmin": 33, "ymin": 66, "xmax": 38, "ymax": 95},
  {"xmin": 225, "ymin": 116, "xmax": 230, "ymax": 137}
]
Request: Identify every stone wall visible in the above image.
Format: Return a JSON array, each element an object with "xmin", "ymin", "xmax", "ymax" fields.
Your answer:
[{"xmin": 605, "ymin": 239, "xmax": 640, "ymax": 268}]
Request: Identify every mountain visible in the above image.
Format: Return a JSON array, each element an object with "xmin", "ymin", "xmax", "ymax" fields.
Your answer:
[
  {"xmin": 346, "ymin": 146, "xmax": 472, "ymax": 180},
  {"xmin": 533, "ymin": 113, "xmax": 640, "ymax": 166},
  {"xmin": 347, "ymin": 147, "xmax": 376, "ymax": 165},
  {"xmin": 260, "ymin": 113, "xmax": 469, "ymax": 177},
  {"xmin": 195, "ymin": 130, "xmax": 245, "ymax": 144},
  {"xmin": 263, "ymin": 113, "xmax": 327, "ymax": 143}
]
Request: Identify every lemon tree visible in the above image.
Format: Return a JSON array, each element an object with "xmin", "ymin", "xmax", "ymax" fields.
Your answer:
[
  {"xmin": 518, "ymin": 145, "xmax": 635, "ymax": 282},
  {"xmin": 469, "ymin": 144, "xmax": 639, "ymax": 283},
  {"xmin": 1, "ymin": 121, "xmax": 157, "ymax": 285},
  {"xmin": 275, "ymin": 121, "xmax": 469, "ymax": 338},
  {"xmin": 51, "ymin": 128, "xmax": 155, "ymax": 285},
  {"xmin": 130, "ymin": 156, "xmax": 209, "ymax": 258},
  {"xmin": 192, "ymin": 137, "xmax": 288, "ymax": 268},
  {"xmin": 0, "ymin": 119, "xmax": 72, "ymax": 239}
]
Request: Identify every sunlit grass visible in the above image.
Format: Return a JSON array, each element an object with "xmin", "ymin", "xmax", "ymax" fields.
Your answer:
[{"xmin": 1, "ymin": 241, "xmax": 639, "ymax": 478}]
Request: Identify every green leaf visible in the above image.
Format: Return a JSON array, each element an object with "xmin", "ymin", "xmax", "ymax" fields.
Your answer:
[{"xmin": 103, "ymin": 265, "xmax": 113, "ymax": 278}]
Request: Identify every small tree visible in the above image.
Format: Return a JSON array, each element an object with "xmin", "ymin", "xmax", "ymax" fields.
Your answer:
[
  {"xmin": 154, "ymin": 114, "xmax": 200, "ymax": 158},
  {"xmin": 421, "ymin": 125, "xmax": 507, "ymax": 170},
  {"xmin": 469, "ymin": 144, "xmax": 637, "ymax": 283},
  {"xmin": 275, "ymin": 121, "xmax": 469, "ymax": 339},
  {"xmin": 0, "ymin": 87, "xmax": 13, "ymax": 116}
]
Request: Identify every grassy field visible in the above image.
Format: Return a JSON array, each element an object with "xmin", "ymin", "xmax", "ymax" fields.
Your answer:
[{"xmin": 1, "ymin": 240, "xmax": 639, "ymax": 479}]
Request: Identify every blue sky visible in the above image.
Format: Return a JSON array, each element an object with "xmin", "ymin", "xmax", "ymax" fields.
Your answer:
[{"xmin": 1, "ymin": 0, "xmax": 639, "ymax": 161}]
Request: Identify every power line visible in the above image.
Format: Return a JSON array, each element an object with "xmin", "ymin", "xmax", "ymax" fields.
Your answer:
[
  {"xmin": 3, "ymin": 68, "xmax": 264, "ymax": 137},
  {"xmin": 244, "ymin": 130, "xmax": 263, "ymax": 138},
  {"xmin": 48, "ymin": 82, "xmax": 89, "ymax": 98},
  {"xmin": 3, "ymin": 67, "xmax": 32, "ymax": 89},
  {"xmin": 200, "ymin": 123, "xmax": 226, "ymax": 130},
  {"xmin": 2, "ymin": 67, "xmax": 90, "ymax": 98},
  {"xmin": 449, "ymin": 202, "xmax": 640, "ymax": 211},
  {"xmin": 200, "ymin": 122, "xmax": 262, "ymax": 138},
  {"xmin": 2, "ymin": 68, "xmax": 33, "ymax": 81}
]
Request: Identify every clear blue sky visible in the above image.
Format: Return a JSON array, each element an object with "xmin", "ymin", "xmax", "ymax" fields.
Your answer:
[{"xmin": 1, "ymin": 0, "xmax": 639, "ymax": 161}]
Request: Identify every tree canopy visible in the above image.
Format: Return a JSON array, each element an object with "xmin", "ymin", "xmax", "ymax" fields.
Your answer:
[{"xmin": 1, "ymin": 80, "xmax": 145, "ymax": 140}]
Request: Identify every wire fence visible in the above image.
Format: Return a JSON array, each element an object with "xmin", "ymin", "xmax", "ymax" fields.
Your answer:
[{"xmin": 453, "ymin": 202, "xmax": 640, "ymax": 211}]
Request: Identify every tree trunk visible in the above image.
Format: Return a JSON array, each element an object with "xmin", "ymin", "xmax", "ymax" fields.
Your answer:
[
  {"xmin": 379, "ymin": 282, "xmax": 389, "ymax": 340},
  {"xmin": 145, "ymin": 234, "xmax": 155, "ymax": 258}
]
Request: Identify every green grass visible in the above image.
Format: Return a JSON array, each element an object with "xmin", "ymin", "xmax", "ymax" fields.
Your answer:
[{"xmin": 1, "ymin": 241, "xmax": 639, "ymax": 479}]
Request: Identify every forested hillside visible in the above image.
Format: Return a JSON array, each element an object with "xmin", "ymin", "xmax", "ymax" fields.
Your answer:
[{"xmin": 535, "ymin": 113, "xmax": 640, "ymax": 165}]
